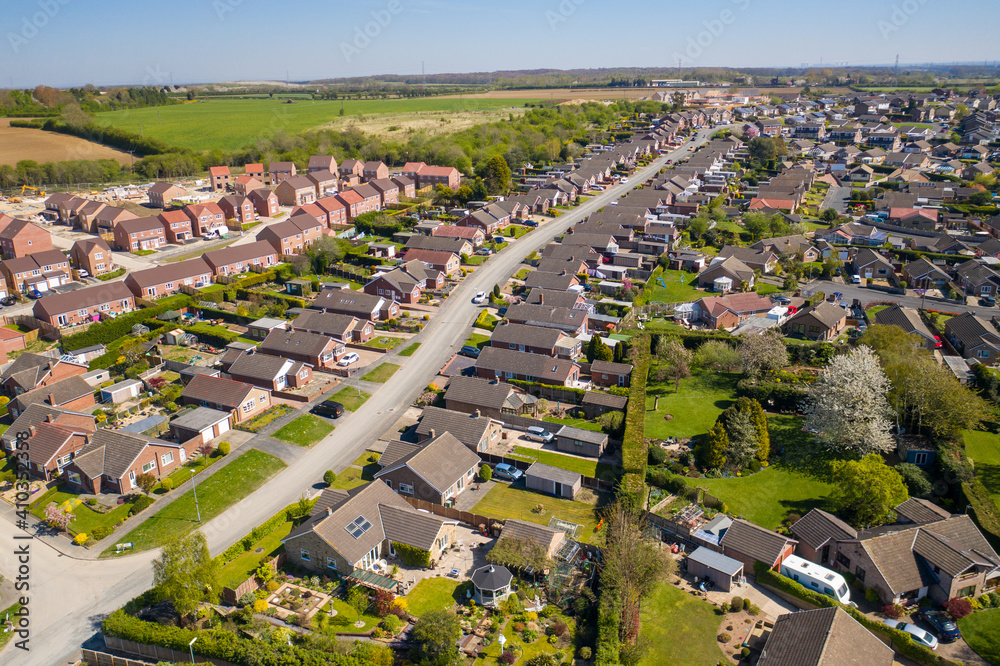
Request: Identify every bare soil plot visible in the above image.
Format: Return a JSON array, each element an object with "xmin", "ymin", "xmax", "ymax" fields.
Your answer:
[{"xmin": 0, "ymin": 119, "xmax": 132, "ymax": 166}]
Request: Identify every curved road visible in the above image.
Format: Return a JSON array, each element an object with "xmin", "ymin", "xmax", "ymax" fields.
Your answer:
[{"xmin": 0, "ymin": 126, "xmax": 722, "ymax": 666}]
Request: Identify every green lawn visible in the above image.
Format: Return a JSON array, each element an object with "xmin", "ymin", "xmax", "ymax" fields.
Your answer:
[
  {"xmin": 509, "ymin": 445, "xmax": 617, "ymax": 481},
  {"xmin": 465, "ymin": 332, "xmax": 491, "ymax": 349},
  {"xmin": 398, "ymin": 343, "xmax": 421, "ymax": 357},
  {"xmin": 404, "ymin": 578, "xmax": 466, "ymax": 617},
  {"xmin": 103, "ymin": 449, "xmax": 286, "ymax": 554},
  {"xmin": 464, "ymin": 255, "xmax": 485, "ymax": 266},
  {"xmin": 958, "ymin": 609, "xmax": 1000, "ymax": 665},
  {"xmin": 366, "ymin": 336, "xmax": 405, "ymax": 350},
  {"xmin": 326, "ymin": 598, "xmax": 383, "ymax": 633},
  {"xmin": 756, "ymin": 283, "xmax": 781, "ymax": 296},
  {"xmin": 273, "ymin": 414, "xmax": 334, "ymax": 447},
  {"xmin": 329, "ymin": 387, "xmax": 371, "ymax": 411},
  {"xmin": 156, "ymin": 450, "xmax": 224, "ymax": 491},
  {"xmin": 361, "ymin": 363, "xmax": 400, "ymax": 383},
  {"xmin": 218, "ymin": 518, "xmax": 295, "ymax": 590},
  {"xmin": 541, "ymin": 416, "xmax": 605, "ymax": 432},
  {"xmin": 95, "ymin": 97, "xmax": 535, "ymax": 151},
  {"xmin": 645, "ymin": 370, "xmax": 740, "ymax": 439},
  {"xmin": 327, "ymin": 452, "xmax": 381, "ymax": 491},
  {"xmin": 644, "ymin": 268, "xmax": 703, "ymax": 304},
  {"xmin": 471, "ymin": 483, "xmax": 607, "ymax": 544},
  {"xmin": 0, "ymin": 602, "xmax": 22, "ymax": 651},
  {"xmin": 866, "ymin": 304, "xmax": 890, "ymax": 316},
  {"xmin": 964, "ymin": 429, "xmax": 1000, "ymax": 504},
  {"xmin": 29, "ymin": 488, "xmax": 136, "ymax": 537},
  {"xmin": 638, "ymin": 582, "xmax": 726, "ymax": 666}
]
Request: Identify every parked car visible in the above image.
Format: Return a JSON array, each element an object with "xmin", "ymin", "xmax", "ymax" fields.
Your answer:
[
  {"xmin": 0, "ymin": 296, "xmax": 15, "ymax": 306},
  {"xmin": 313, "ymin": 400, "xmax": 345, "ymax": 419},
  {"xmin": 882, "ymin": 619, "xmax": 938, "ymax": 650},
  {"xmin": 525, "ymin": 426, "xmax": 555, "ymax": 444},
  {"xmin": 77, "ymin": 269, "xmax": 90, "ymax": 278},
  {"xmin": 773, "ymin": 296, "xmax": 791, "ymax": 305},
  {"xmin": 27, "ymin": 290, "xmax": 43, "ymax": 299},
  {"xmin": 472, "ymin": 291, "xmax": 487, "ymax": 304},
  {"xmin": 918, "ymin": 610, "xmax": 961, "ymax": 643},
  {"xmin": 460, "ymin": 345, "xmax": 481, "ymax": 358},
  {"xmin": 524, "ymin": 219, "xmax": 539, "ymax": 227},
  {"xmin": 621, "ymin": 178, "xmax": 629, "ymax": 184},
  {"xmin": 981, "ymin": 295, "xmax": 996, "ymax": 307},
  {"xmin": 475, "ymin": 248, "xmax": 494, "ymax": 256},
  {"xmin": 851, "ymin": 274, "xmax": 862, "ymax": 284},
  {"xmin": 337, "ymin": 352, "xmax": 360, "ymax": 367},
  {"xmin": 493, "ymin": 236, "xmax": 508, "ymax": 244},
  {"xmin": 830, "ymin": 292, "xmax": 844, "ymax": 302},
  {"xmin": 933, "ymin": 335, "xmax": 942, "ymax": 349},
  {"xmin": 493, "ymin": 463, "xmax": 523, "ymax": 482}
]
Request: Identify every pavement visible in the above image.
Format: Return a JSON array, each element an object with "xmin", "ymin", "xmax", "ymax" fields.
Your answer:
[{"xmin": 0, "ymin": 127, "xmax": 724, "ymax": 666}]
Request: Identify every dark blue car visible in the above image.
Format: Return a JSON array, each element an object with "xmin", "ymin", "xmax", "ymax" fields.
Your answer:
[{"xmin": 919, "ymin": 610, "xmax": 961, "ymax": 643}]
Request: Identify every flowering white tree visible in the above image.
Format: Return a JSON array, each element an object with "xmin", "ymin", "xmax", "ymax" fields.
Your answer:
[
  {"xmin": 738, "ymin": 329, "xmax": 788, "ymax": 380},
  {"xmin": 803, "ymin": 345, "xmax": 893, "ymax": 455}
]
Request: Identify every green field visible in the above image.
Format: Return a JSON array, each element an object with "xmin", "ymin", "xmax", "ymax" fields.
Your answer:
[
  {"xmin": 645, "ymin": 370, "xmax": 740, "ymax": 440},
  {"xmin": 273, "ymin": 414, "xmax": 334, "ymax": 447},
  {"xmin": 644, "ymin": 268, "xmax": 703, "ymax": 304},
  {"xmin": 964, "ymin": 429, "xmax": 1000, "ymax": 504},
  {"xmin": 638, "ymin": 582, "xmax": 726, "ymax": 666},
  {"xmin": 958, "ymin": 609, "xmax": 1000, "ymax": 665},
  {"xmin": 95, "ymin": 97, "xmax": 535, "ymax": 151}
]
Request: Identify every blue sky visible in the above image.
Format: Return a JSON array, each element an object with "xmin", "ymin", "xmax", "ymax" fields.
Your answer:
[{"xmin": 3, "ymin": 0, "xmax": 998, "ymax": 88}]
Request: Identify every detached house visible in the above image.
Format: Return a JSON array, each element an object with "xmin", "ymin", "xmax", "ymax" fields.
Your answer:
[
  {"xmin": 0, "ymin": 218, "xmax": 53, "ymax": 259},
  {"xmin": 112, "ymin": 216, "xmax": 166, "ymax": 252},
  {"xmin": 218, "ymin": 194, "xmax": 257, "ymax": 224},
  {"xmin": 233, "ymin": 175, "xmax": 263, "ymax": 196},
  {"xmin": 0, "ymin": 250, "xmax": 69, "ymax": 295},
  {"xmin": 0, "ymin": 353, "xmax": 88, "ymax": 399},
  {"xmin": 228, "ymin": 351, "xmax": 313, "ymax": 391},
  {"xmin": 475, "ymin": 347, "xmax": 581, "ymax": 387},
  {"xmin": 158, "ymin": 209, "xmax": 194, "ymax": 244},
  {"xmin": 955, "ymin": 259, "xmax": 1000, "ymax": 296},
  {"xmin": 180, "ymin": 374, "xmax": 271, "ymax": 424},
  {"xmin": 184, "ymin": 202, "xmax": 227, "ymax": 237},
  {"xmin": 374, "ymin": 432, "xmax": 481, "ymax": 505},
  {"xmin": 276, "ymin": 175, "xmax": 318, "ymax": 206},
  {"xmin": 490, "ymin": 322, "xmax": 580, "ymax": 358},
  {"xmin": 209, "ymin": 165, "xmax": 231, "ymax": 191},
  {"xmin": 268, "ymin": 161, "xmax": 296, "ymax": 185},
  {"xmin": 902, "ymin": 257, "xmax": 950, "ymax": 289},
  {"xmin": 282, "ymin": 480, "xmax": 458, "ymax": 577},
  {"xmin": 443, "ymin": 376, "xmax": 538, "ymax": 420},
  {"xmin": 259, "ymin": 215, "xmax": 326, "ymax": 255},
  {"xmin": 147, "ymin": 182, "xmax": 185, "ymax": 208},
  {"xmin": 758, "ymin": 607, "xmax": 893, "ymax": 666},
  {"xmin": 291, "ymin": 310, "xmax": 375, "ymax": 344},
  {"xmin": 850, "ymin": 248, "xmax": 895, "ymax": 281},
  {"xmin": 248, "ymin": 188, "xmax": 280, "ymax": 218},
  {"xmin": 364, "ymin": 260, "xmax": 444, "ymax": 304},
  {"xmin": 698, "ymin": 257, "xmax": 756, "ymax": 291},
  {"xmin": 65, "ymin": 428, "xmax": 199, "ymax": 495},
  {"xmin": 505, "ymin": 303, "xmax": 588, "ymax": 336},
  {"xmin": 362, "ymin": 161, "xmax": 389, "ymax": 181},
  {"xmin": 259, "ymin": 329, "xmax": 344, "ymax": 370},
  {"xmin": 790, "ymin": 508, "xmax": 858, "ymax": 567},
  {"xmin": 400, "ymin": 248, "xmax": 460, "ymax": 276},
  {"xmin": 308, "ymin": 155, "xmax": 337, "ymax": 173},
  {"xmin": 716, "ymin": 246, "xmax": 778, "ymax": 274},
  {"xmin": 415, "ymin": 405, "xmax": 504, "ymax": 454},
  {"xmin": 11, "ymin": 375, "xmax": 96, "ymax": 419},
  {"xmin": 312, "ymin": 288, "xmax": 400, "ymax": 321},
  {"xmin": 945, "ymin": 312, "xmax": 1000, "ymax": 363},
  {"xmin": 782, "ymin": 301, "xmax": 848, "ymax": 341},
  {"xmin": 306, "ymin": 170, "xmax": 339, "ymax": 198},
  {"xmin": 70, "ymin": 237, "xmax": 114, "ymax": 277}
]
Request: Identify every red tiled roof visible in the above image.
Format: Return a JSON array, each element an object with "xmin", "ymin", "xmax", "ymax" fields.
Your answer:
[{"xmin": 209, "ymin": 166, "xmax": 231, "ymax": 177}]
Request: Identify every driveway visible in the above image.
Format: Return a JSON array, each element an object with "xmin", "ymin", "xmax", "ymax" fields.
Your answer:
[
  {"xmin": 822, "ymin": 184, "xmax": 852, "ymax": 213},
  {"xmin": 0, "ymin": 127, "xmax": 726, "ymax": 666}
]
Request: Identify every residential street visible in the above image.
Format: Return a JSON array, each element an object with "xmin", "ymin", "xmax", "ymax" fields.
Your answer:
[
  {"xmin": 821, "ymin": 184, "xmax": 851, "ymax": 213},
  {"xmin": 803, "ymin": 278, "xmax": 1000, "ymax": 319},
  {"xmin": 0, "ymin": 127, "xmax": 724, "ymax": 666}
]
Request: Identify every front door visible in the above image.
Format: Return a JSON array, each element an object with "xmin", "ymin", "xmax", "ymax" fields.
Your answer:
[
  {"xmin": 821, "ymin": 545, "xmax": 830, "ymax": 563},
  {"xmin": 554, "ymin": 482, "xmax": 563, "ymax": 497}
]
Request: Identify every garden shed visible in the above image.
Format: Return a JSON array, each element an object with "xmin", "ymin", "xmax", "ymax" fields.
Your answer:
[
  {"xmin": 554, "ymin": 425, "xmax": 608, "ymax": 458},
  {"xmin": 686, "ymin": 546, "xmax": 744, "ymax": 592},
  {"xmin": 524, "ymin": 462, "xmax": 582, "ymax": 499},
  {"xmin": 471, "ymin": 564, "xmax": 513, "ymax": 608},
  {"xmin": 100, "ymin": 378, "xmax": 144, "ymax": 404},
  {"xmin": 169, "ymin": 406, "xmax": 232, "ymax": 444}
]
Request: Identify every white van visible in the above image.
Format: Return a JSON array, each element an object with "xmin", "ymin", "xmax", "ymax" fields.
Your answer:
[{"xmin": 780, "ymin": 554, "xmax": 852, "ymax": 605}]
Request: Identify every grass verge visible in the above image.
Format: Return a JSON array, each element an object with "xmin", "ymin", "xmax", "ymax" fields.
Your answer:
[{"xmin": 273, "ymin": 414, "xmax": 335, "ymax": 447}]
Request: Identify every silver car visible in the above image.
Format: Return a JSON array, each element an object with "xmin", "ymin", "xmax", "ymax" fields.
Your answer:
[{"xmin": 525, "ymin": 426, "xmax": 554, "ymax": 444}]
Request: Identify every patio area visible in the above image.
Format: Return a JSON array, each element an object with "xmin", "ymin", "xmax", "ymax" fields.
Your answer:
[{"xmin": 392, "ymin": 524, "xmax": 495, "ymax": 596}]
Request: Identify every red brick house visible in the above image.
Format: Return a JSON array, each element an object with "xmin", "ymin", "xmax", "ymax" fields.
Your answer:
[
  {"xmin": 180, "ymin": 374, "xmax": 272, "ymax": 424},
  {"xmin": 70, "ymin": 237, "xmax": 113, "ymax": 277},
  {"xmin": 218, "ymin": 194, "xmax": 257, "ymax": 224},
  {"xmin": 268, "ymin": 161, "xmax": 296, "ymax": 185},
  {"xmin": 308, "ymin": 155, "xmax": 338, "ymax": 173},
  {"xmin": 401, "ymin": 162, "xmax": 462, "ymax": 190},
  {"xmin": 352, "ymin": 183, "xmax": 382, "ymax": 212},
  {"xmin": 94, "ymin": 206, "xmax": 138, "ymax": 235},
  {"xmin": 11, "ymin": 375, "xmax": 96, "ymax": 419},
  {"xmin": 124, "ymin": 258, "xmax": 213, "ymax": 298},
  {"xmin": 316, "ymin": 196, "xmax": 349, "ymax": 227},
  {"xmin": 392, "ymin": 175, "xmax": 416, "ymax": 198},
  {"xmin": 719, "ymin": 519, "xmax": 797, "ymax": 572},
  {"xmin": 244, "ymin": 163, "xmax": 265, "ymax": 180},
  {"xmin": 338, "ymin": 159, "xmax": 364, "ymax": 181},
  {"xmin": 157, "ymin": 209, "xmax": 194, "ymax": 244},
  {"xmin": 590, "ymin": 359, "xmax": 634, "ymax": 388},
  {"xmin": 276, "ymin": 175, "xmax": 318, "ymax": 206},
  {"xmin": 17, "ymin": 418, "xmax": 95, "ymax": 483},
  {"xmin": 401, "ymin": 248, "xmax": 461, "ymax": 276},
  {"xmin": 289, "ymin": 204, "xmax": 329, "ymax": 228},
  {"xmin": 32, "ymin": 281, "xmax": 135, "ymax": 328},
  {"xmin": 0, "ymin": 218, "xmax": 54, "ymax": 259},
  {"xmin": 368, "ymin": 178, "xmax": 400, "ymax": 207},
  {"xmin": 209, "ymin": 165, "xmax": 232, "ymax": 191},
  {"xmin": 259, "ymin": 329, "xmax": 345, "ymax": 370},
  {"xmin": 233, "ymin": 175, "xmax": 264, "ymax": 196},
  {"xmin": 306, "ymin": 170, "xmax": 339, "ymax": 198},
  {"xmin": 0, "ymin": 250, "xmax": 70, "ymax": 294},
  {"xmin": 0, "ymin": 404, "xmax": 95, "ymax": 463},
  {"xmin": 474, "ymin": 347, "xmax": 581, "ymax": 387},
  {"xmin": 248, "ymin": 188, "xmax": 279, "ymax": 217},
  {"xmin": 374, "ymin": 433, "xmax": 481, "ymax": 505},
  {"xmin": 113, "ymin": 216, "xmax": 167, "ymax": 252},
  {"xmin": 147, "ymin": 182, "xmax": 185, "ymax": 208},
  {"xmin": 432, "ymin": 223, "xmax": 486, "ymax": 246},
  {"xmin": 364, "ymin": 260, "xmax": 444, "ymax": 303},
  {"xmin": 291, "ymin": 310, "xmax": 375, "ymax": 344},
  {"xmin": 183, "ymin": 202, "xmax": 227, "ymax": 236},
  {"xmin": 259, "ymin": 215, "xmax": 326, "ymax": 255},
  {"xmin": 362, "ymin": 161, "xmax": 388, "ymax": 181},
  {"xmin": 228, "ymin": 351, "xmax": 313, "ymax": 391},
  {"xmin": 203, "ymin": 240, "xmax": 278, "ymax": 276},
  {"xmin": 0, "ymin": 353, "xmax": 88, "ymax": 399},
  {"xmin": 75, "ymin": 200, "xmax": 107, "ymax": 232},
  {"xmin": 65, "ymin": 428, "xmax": 199, "ymax": 495},
  {"xmin": 335, "ymin": 189, "xmax": 368, "ymax": 221}
]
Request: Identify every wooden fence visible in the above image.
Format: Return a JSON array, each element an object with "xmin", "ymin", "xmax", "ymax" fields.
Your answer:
[
  {"xmin": 80, "ymin": 649, "xmax": 162, "ymax": 666},
  {"xmin": 102, "ymin": 637, "xmax": 235, "ymax": 666},
  {"xmin": 221, "ymin": 552, "xmax": 285, "ymax": 605},
  {"xmin": 1, "ymin": 314, "xmax": 60, "ymax": 341},
  {"xmin": 401, "ymin": 496, "xmax": 503, "ymax": 533},
  {"xmin": 477, "ymin": 452, "xmax": 616, "ymax": 492}
]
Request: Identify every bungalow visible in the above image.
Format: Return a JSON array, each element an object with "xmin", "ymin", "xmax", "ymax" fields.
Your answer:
[
  {"xmin": 374, "ymin": 432, "xmax": 481, "ymax": 505},
  {"xmin": 124, "ymin": 258, "xmax": 213, "ymax": 299},
  {"xmin": 406, "ymin": 234, "xmax": 473, "ymax": 257},
  {"xmin": 282, "ymin": 480, "xmax": 458, "ymax": 577},
  {"xmin": 209, "ymin": 165, "xmax": 231, "ymax": 191},
  {"xmin": 945, "ymin": 312, "xmax": 1000, "ymax": 363},
  {"xmin": 65, "ymin": 429, "xmax": 198, "ymax": 496},
  {"xmin": 169, "ymin": 406, "xmax": 233, "ymax": 445},
  {"xmin": 11, "ymin": 375, "xmax": 96, "ymax": 419},
  {"xmin": 32, "ymin": 281, "xmax": 135, "ymax": 328},
  {"xmin": 873, "ymin": 305, "xmax": 940, "ymax": 350},
  {"xmin": 719, "ymin": 518, "xmax": 798, "ymax": 572},
  {"xmin": 401, "ymin": 248, "xmax": 461, "ymax": 276},
  {"xmin": 490, "ymin": 322, "xmax": 581, "ymax": 358},
  {"xmin": 259, "ymin": 329, "xmax": 344, "ymax": 370},
  {"xmin": 443, "ymin": 376, "xmax": 538, "ymax": 420},
  {"xmin": 758, "ymin": 607, "xmax": 893, "ymax": 666},
  {"xmin": 146, "ymin": 182, "xmax": 185, "ymax": 208},
  {"xmin": 697, "ymin": 257, "xmax": 756, "ymax": 291},
  {"xmin": 432, "ymin": 223, "xmax": 486, "ymax": 246},
  {"xmin": 955, "ymin": 259, "xmax": 1000, "ymax": 296},
  {"xmin": 203, "ymin": 240, "xmax": 278, "ymax": 276},
  {"xmin": 716, "ymin": 246, "xmax": 778, "ymax": 274},
  {"xmin": 850, "ymin": 248, "xmax": 894, "ymax": 280},
  {"xmin": 180, "ymin": 374, "xmax": 272, "ymax": 424},
  {"xmin": 415, "ymin": 405, "xmax": 504, "ymax": 454},
  {"xmin": 504, "ymin": 303, "xmax": 588, "ymax": 336},
  {"xmin": 268, "ymin": 161, "xmax": 296, "ymax": 185},
  {"xmin": 292, "ymin": 310, "xmax": 375, "ymax": 344},
  {"xmin": 228, "ymin": 351, "xmax": 312, "ymax": 391},
  {"xmin": 790, "ymin": 508, "xmax": 858, "ymax": 567},
  {"xmin": 589, "ymin": 359, "xmax": 633, "ymax": 388},
  {"xmin": 0, "ymin": 353, "xmax": 88, "ymax": 399},
  {"xmin": 183, "ymin": 202, "xmax": 227, "ymax": 237},
  {"xmin": 0, "ymin": 403, "xmax": 94, "ymax": 456},
  {"xmin": 275, "ymin": 175, "xmax": 318, "ymax": 206},
  {"xmin": 889, "ymin": 207, "xmax": 938, "ymax": 231},
  {"xmin": 902, "ymin": 257, "xmax": 950, "ymax": 289},
  {"xmin": 248, "ymin": 188, "xmax": 280, "ymax": 218},
  {"xmin": 694, "ymin": 292, "xmax": 774, "ymax": 330},
  {"xmin": 523, "ymin": 271, "xmax": 580, "ymax": 292},
  {"xmin": 475, "ymin": 347, "xmax": 581, "ymax": 387},
  {"xmin": 218, "ymin": 194, "xmax": 257, "ymax": 224},
  {"xmin": 7, "ymin": 412, "xmax": 95, "ymax": 482},
  {"xmin": 751, "ymin": 235, "xmax": 820, "ymax": 262},
  {"xmin": 820, "ymin": 223, "xmax": 887, "ymax": 247},
  {"xmin": 157, "ymin": 209, "xmax": 194, "ymax": 244},
  {"xmin": 312, "ymin": 288, "xmax": 399, "ymax": 321},
  {"xmin": 364, "ymin": 261, "xmax": 444, "ymax": 304},
  {"xmin": 112, "ymin": 216, "xmax": 166, "ymax": 252},
  {"xmin": 782, "ymin": 301, "xmax": 848, "ymax": 341}
]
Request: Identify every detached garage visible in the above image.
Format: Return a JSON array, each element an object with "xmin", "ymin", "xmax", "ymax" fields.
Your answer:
[
  {"xmin": 169, "ymin": 407, "xmax": 232, "ymax": 444},
  {"xmin": 525, "ymin": 462, "xmax": 582, "ymax": 499},
  {"xmin": 686, "ymin": 546, "xmax": 744, "ymax": 593},
  {"xmin": 100, "ymin": 378, "xmax": 144, "ymax": 404},
  {"xmin": 554, "ymin": 425, "xmax": 609, "ymax": 458}
]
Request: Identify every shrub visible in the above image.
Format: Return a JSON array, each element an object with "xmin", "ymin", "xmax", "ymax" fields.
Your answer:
[
  {"xmin": 129, "ymin": 495, "xmax": 154, "ymax": 516},
  {"xmin": 499, "ymin": 650, "xmax": 517, "ymax": 665},
  {"xmin": 548, "ymin": 634, "xmax": 558, "ymax": 644},
  {"xmin": 741, "ymin": 647, "xmax": 751, "ymax": 658},
  {"xmin": 218, "ymin": 441, "xmax": 231, "ymax": 456},
  {"xmin": 718, "ymin": 632, "xmax": 731, "ymax": 643},
  {"xmin": 373, "ymin": 589, "xmax": 394, "ymax": 617},
  {"xmin": 265, "ymin": 580, "xmax": 279, "ymax": 592},
  {"xmin": 522, "ymin": 628, "xmax": 538, "ymax": 643},
  {"xmin": 479, "ymin": 463, "xmax": 492, "ymax": 482},
  {"xmin": 720, "ymin": 602, "xmax": 730, "ymax": 614},
  {"xmin": 747, "ymin": 603, "xmax": 760, "ymax": 616},
  {"xmin": 579, "ymin": 646, "xmax": 592, "ymax": 660},
  {"xmin": 730, "ymin": 596, "xmax": 744, "ymax": 613},
  {"xmin": 865, "ymin": 588, "xmax": 880, "ymax": 604},
  {"xmin": 74, "ymin": 533, "xmax": 88, "ymax": 545},
  {"xmin": 550, "ymin": 620, "xmax": 568, "ymax": 636},
  {"xmin": 160, "ymin": 478, "xmax": 174, "ymax": 491},
  {"xmin": 91, "ymin": 526, "xmax": 112, "ymax": 541},
  {"xmin": 881, "ymin": 604, "xmax": 905, "ymax": 620},
  {"xmin": 252, "ymin": 598, "xmax": 268, "ymax": 613},
  {"xmin": 943, "ymin": 597, "xmax": 973, "ymax": 619},
  {"xmin": 748, "ymin": 459, "xmax": 762, "ymax": 473},
  {"xmin": 323, "ymin": 470, "xmax": 337, "ymax": 486},
  {"xmin": 380, "ymin": 614, "xmax": 402, "ymax": 635},
  {"xmin": 648, "ymin": 445, "xmax": 668, "ymax": 466},
  {"xmin": 238, "ymin": 591, "xmax": 256, "ymax": 608}
]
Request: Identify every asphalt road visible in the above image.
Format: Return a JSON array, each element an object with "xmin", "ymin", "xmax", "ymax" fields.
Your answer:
[
  {"xmin": 803, "ymin": 278, "xmax": 1000, "ymax": 319},
  {"xmin": 0, "ymin": 126, "xmax": 723, "ymax": 666},
  {"xmin": 821, "ymin": 184, "xmax": 851, "ymax": 213}
]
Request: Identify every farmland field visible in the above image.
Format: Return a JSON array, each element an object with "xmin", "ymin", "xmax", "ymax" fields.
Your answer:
[
  {"xmin": 94, "ymin": 97, "xmax": 537, "ymax": 151},
  {"xmin": 0, "ymin": 119, "xmax": 132, "ymax": 166}
]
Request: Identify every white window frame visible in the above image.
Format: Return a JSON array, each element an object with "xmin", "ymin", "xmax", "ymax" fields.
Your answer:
[
  {"xmin": 326, "ymin": 556, "xmax": 338, "ymax": 570},
  {"xmin": 161, "ymin": 452, "xmax": 173, "ymax": 465},
  {"xmin": 399, "ymin": 482, "xmax": 414, "ymax": 495},
  {"xmin": 301, "ymin": 549, "xmax": 310, "ymax": 561},
  {"xmin": 242, "ymin": 398, "xmax": 256, "ymax": 413},
  {"xmin": 141, "ymin": 461, "xmax": 155, "ymax": 474}
]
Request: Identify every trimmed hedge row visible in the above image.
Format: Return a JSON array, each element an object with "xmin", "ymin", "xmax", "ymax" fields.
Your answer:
[
  {"xmin": 86, "ymin": 325, "xmax": 169, "ymax": 370},
  {"xmin": 650, "ymin": 329, "xmax": 733, "ymax": 350},
  {"xmin": 753, "ymin": 563, "xmax": 961, "ymax": 666},
  {"xmin": 102, "ymin": 610, "xmax": 367, "ymax": 666},
  {"xmin": 61, "ymin": 298, "xmax": 192, "ymax": 351},
  {"xmin": 197, "ymin": 306, "xmax": 256, "ymax": 326},
  {"xmin": 963, "ymin": 479, "xmax": 1000, "ymax": 553},
  {"xmin": 391, "ymin": 541, "xmax": 430, "ymax": 568},
  {"xmin": 621, "ymin": 335, "xmax": 651, "ymax": 502},
  {"xmin": 735, "ymin": 379, "xmax": 808, "ymax": 412},
  {"xmin": 217, "ymin": 501, "xmax": 309, "ymax": 567},
  {"xmin": 595, "ymin": 586, "xmax": 622, "ymax": 665}
]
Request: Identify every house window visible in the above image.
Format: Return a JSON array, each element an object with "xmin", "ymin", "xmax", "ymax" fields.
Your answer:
[
  {"xmin": 437, "ymin": 533, "xmax": 449, "ymax": 551},
  {"xmin": 399, "ymin": 483, "xmax": 414, "ymax": 495},
  {"xmin": 57, "ymin": 315, "xmax": 68, "ymax": 326},
  {"xmin": 977, "ymin": 350, "xmax": 991, "ymax": 359},
  {"xmin": 78, "ymin": 309, "xmax": 88, "ymax": 317},
  {"xmin": 142, "ymin": 461, "xmax": 155, "ymax": 474},
  {"xmin": 300, "ymin": 549, "xmax": 310, "ymax": 561},
  {"xmin": 326, "ymin": 557, "xmax": 338, "ymax": 570},
  {"xmin": 855, "ymin": 567, "xmax": 866, "ymax": 582},
  {"xmin": 243, "ymin": 399, "xmax": 256, "ymax": 413},
  {"xmin": 913, "ymin": 452, "xmax": 928, "ymax": 465},
  {"xmin": 161, "ymin": 452, "xmax": 173, "ymax": 465},
  {"xmin": 836, "ymin": 553, "xmax": 851, "ymax": 569},
  {"xmin": 958, "ymin": 585, "xmax": 976, "ymax": 598}
]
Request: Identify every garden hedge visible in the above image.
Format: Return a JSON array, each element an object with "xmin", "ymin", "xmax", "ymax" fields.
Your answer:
[
  {"xmin": 735, "ymin": 380, "xmax": 807, "ymax": 412},
  {"xmin": 391, "ymin": 541, "xmax": 430, "ymax": 568},
  {"xmin": 61, "ymin": 298, "xmax": 191, "ymax": 351},
  {"xmin": 963, "ymin": 479, "xmax": 1000, "ymax": 553},
  {"xmin": 217, "ymin": 501, "xmax": 311, "ymax": 567},
  {"xmin": 620, "ymin": 335, "xmax": 650, "ymax": 503}
]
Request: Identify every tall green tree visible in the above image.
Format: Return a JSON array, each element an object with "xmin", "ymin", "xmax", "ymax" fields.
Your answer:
[
  {"xmin": 483, "ymin": 154, "xmax": 512, "ymax": 195},
  {"xmin": 411, "ymin": 609, "xmax": 462, "ymax": 665},
  {"xmin": 699, "ymin": 421, "xmax": 728, "ymax": 470},
  {"xmin": 724, "ymin": 410, "xmax": 758, "ymax": 471},
  {"xmin": 152, "ymin": 532, "xmax": 219, "ymax": 617},
  {"xmin": 831, "ymin": 454, "xmax": 908, "ymax": 528}
]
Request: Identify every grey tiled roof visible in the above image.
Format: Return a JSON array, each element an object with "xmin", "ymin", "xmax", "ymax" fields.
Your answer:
[
  {"xmin": 525, "ymin": 462, "xmax": 581, "ymax": 487},
  {"xmin": 260, "ymin": 329, "xmax": 332, "ymax": 358},
  {"xmin": 72, "ymin": 429, "xmax": 162, "ymax": 480},
  {"xmin": 444, "ymin": 376, "xmax": 518, "ymax": 412},
  {"xmin": 490, "ymin": 323, "xmax": 564, "ymax": 351},
  {"xmin": 590, "ymin": 360, "xmax": 633, "ymax": 376},
  {"xmin": 505, "ymin": 303, "xmax": 587, "ymax": 330},
  {"xmin": 522, "ymin": 272, "xmax": 579, "ymax": 291},
  {"xmin": 375, "ymin": 432, "xmax": 480, "ymax": 493},
  {"xmin": 377, "ymin": 440, "xmax": 423, "ymax": 469},
  {"xmin": 229, "ymin": 352, "xmax": 292, "ymax": 381},
  {"xmin": 873, "ymin": 306, "xmax": 935, "ymax": 342},
  {"xmin": 415, "ymin": 406, "xmax": 498, "ymax": 450},
  {"xmin": 790, "ymin": 509, "xmax": 857, "ymax": 549},
  {"xmin": 758, "ymin": 607, "xmax": 893, "ymax": 666},
  {"xmin": 181, "ymin": 374, "xmax": 254, "ymax": 408},
  {"xmin": 555, "ymin": 425, "xmax": 608, "ymax": 446},
  {"xmin": 581, "ymin": 392, "xmax": 627, "ymax": 409},
  {"xmin": 475, "ymin": 347, "xmax": 579, "ymax": 383},
  {"xmin": 15, "ymin": 375, "xmax": 93, "ymax": 412},
  {"xmin": 894, "ymin": 497, "xmax": 952, "ymax": 525},
  {"xmin": 169, "ymin": 406, "xmax": 231, "ymax": 431},
  {"xmin": 292, "ymin": 310, "xmax": 364, "ymax": 339},
  {"xmin": 720, "ymin": 519, "xmax": 796, "ymax": 567}
]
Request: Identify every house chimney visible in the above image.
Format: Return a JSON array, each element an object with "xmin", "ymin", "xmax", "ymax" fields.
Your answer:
[
  {"xmin": 28, "ymin": 425, "xmax": 36, "ymax": 437},
  {"xmin": 538, "ymin": 293, "xmax": 543, "ymax": 305},
  {"xmin": 48, "ymin": 393, "xmax": 56, "ymax": 406},
  {"xmin": 45, "ymin": 414, "xmax": 54, "ymax": 423},
  {"xmin": 84, "ymin": 433, "xmax": 91, "ymax": 444},
  {"xmin": 561, "ymin": 269, "xmax": 567, "ymax": 276},
  {"xmin": 429, "ymin": 428, "xmax": 436, "ymax": 438},
  {"xmin": 326, "ymin": 506, "xmax": 332, "ymax": 517}
]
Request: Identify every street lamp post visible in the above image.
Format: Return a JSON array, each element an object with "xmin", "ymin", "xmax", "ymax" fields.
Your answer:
[
  {"xmin": 189, "ymin": 637, "xmax": 198, "ymax": 664},
  {"xmin": 355, "ymin": 358, "xmax": 361, "ymax": 398},
  {"xmin": 191, "ymin": 462, "xmax": 202, "ymax": 523}
]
